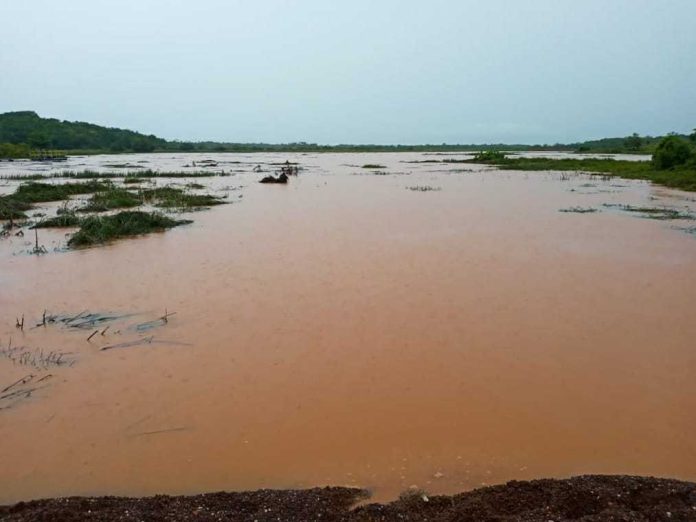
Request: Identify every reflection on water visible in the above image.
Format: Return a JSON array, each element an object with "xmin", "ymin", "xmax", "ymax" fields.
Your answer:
[{"xmin": 0, "ymin": 152, "xmax": 694, "ymax": 503}]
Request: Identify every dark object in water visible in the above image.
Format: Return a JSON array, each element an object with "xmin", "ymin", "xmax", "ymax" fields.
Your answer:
[{"xmin": 259, "ymin": 173, "xmax": 288, "ymax": 184}]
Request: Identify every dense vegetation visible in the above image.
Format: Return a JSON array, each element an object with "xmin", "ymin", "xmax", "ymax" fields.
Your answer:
[
  {"xmin": 1, "ymin": 110, "xmax": 693, "ymax": 158},
  {"xmin": 469, "ymin": 135, "xmax": 696, "ymax": 191},
  {"xmin": 652, "ymin": 135, "xmax": 694, "ymax": 169},
  {"xmin": 0, "ymin": 111, "xmax": 166, "ymax": 154}
]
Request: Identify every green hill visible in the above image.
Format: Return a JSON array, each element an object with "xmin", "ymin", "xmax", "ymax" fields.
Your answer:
[{"xmin": 0, "ymin": 111, "xmax": 166, "ymax": 154}]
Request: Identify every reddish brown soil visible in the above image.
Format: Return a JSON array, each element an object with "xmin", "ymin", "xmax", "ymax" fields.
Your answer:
[{"xmin": 2, "ymin": 475, "xmax": 695, "ymax": 521}]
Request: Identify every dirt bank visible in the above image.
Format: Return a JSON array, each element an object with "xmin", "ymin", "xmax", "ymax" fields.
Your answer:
[{"xmin": 2, "ymin": 475, "xmax": 695, "ymax": 521}]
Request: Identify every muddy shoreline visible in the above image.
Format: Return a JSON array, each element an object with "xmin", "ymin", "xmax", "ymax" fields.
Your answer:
[{"xmin": 2, "ymin": 475, "xmax": 695, "ymax": 521}]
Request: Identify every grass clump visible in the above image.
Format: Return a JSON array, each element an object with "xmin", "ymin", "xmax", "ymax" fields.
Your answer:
[
  {"xmin": 67, "ymin": 211, "xmax": 191, "ymax": 247},
  {"xmin": 32, "ymin": 212, "xmax": 82, "ymax": 228},
  {"xmin": 10, "ymin": 181, "xmax": 109, "ymax": 204},
  {"xmin": 406, "ymin": 185, "xmax": 441, "ymax": 192},
  {"xmin": 79, "ymin": 187, "xmax": 141, "ymax": 212},
  {"xmin": 141, "ymin": 186, "xmax": 225, "ymax": 209},
  {"xmin": 1, "ymin": 170, "xmax": 230, "ymax": 181},
  {"xmin": 361, "ymin": 164, "xmax": 387, "ymax": 169},
  {"xmin": 602, "ymin": 204, "xmax": 694, "ymax": 220},
  {"xmin": 0, "ymin": 197, "xmax": 31, "ymax": 219},
  {"xmin": 1, "ymin": 180, "xmax": 107, "ymax": 220},
  {"xmin": 559, "ymin": 207, "xmax": 599, "ymax": 214}
]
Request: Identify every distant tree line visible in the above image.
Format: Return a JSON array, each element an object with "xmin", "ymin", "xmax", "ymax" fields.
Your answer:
[{"xmin": 1, "ymin": 110, "xmax": 694, "ymax": 159}]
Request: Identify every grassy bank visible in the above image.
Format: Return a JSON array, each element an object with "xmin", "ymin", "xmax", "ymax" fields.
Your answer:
[{"xmin": 471, "ymin": 156, "xmax": 696, "ymax": 191}]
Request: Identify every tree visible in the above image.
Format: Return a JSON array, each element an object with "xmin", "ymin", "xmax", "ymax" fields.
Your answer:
[
  {"xmin": 690, "ymin": 128, "xmax": 696, "ymax": 144},
  {"xmin": 624, "ymin": 133, "xmax": 642, "ymax": 151},
  {"xmin": 652, "ymin": 135, "xmax": 693, "ymax": 169}
]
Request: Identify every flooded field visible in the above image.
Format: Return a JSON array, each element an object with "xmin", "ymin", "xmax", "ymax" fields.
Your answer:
[{"xmin": 1, "ymin": 152, "xmax": 695, "ymax": 504}]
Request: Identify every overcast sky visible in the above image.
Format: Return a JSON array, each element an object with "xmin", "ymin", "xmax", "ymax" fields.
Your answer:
[{"xmin": 1, "ymin": 0, "xmax": 694, "ymax": 144}]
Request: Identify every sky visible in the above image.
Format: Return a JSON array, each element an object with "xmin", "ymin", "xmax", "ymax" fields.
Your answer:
[{"xmin": 1, "ymin": 0, "xmax": 695, "ymax": 145}]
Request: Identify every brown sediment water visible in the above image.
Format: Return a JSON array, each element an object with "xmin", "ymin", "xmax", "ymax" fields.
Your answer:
[{"xmin": 0, "ymin": 153, "xmax": 695, "ymax": 503}]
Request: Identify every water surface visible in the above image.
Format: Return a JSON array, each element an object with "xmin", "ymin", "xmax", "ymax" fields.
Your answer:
[{"xmin": 0, "ymin": 152, "xmax": 694, "ymax": 503}]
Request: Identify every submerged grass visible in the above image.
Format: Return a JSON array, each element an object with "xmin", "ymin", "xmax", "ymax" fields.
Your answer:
[
  {"xmin": 559, "ymin": 206, "xmax": 599, "ymax": 214},
  {"xmin": 32, "ymin": 212, "xmax": 82, "ymax": 228},
  {"xmin": 68, "ymin": 211, "xmax": 191, "ymax": 247},
  {"xmin": 79, "ymin": 187, "xmax": 141, "ymax": 212},
  {"xmin": 141, "ymin": 186, "xmax": 225, "ymax": 209},
  {"xmin": 468, "ymin": 156, "xmax": 696, "ymax": 192},
  {"xmin": 406, "ymin": 185, "xmax": 442, "ymax": 192},
  {"xmin": 602, "ymin": 204, "xmax": 695, "ymax": 220},
  {"xmin": 1, "ymin": 180, "xmax": 108, "ymax": 220},
  {"xmin": 0, "ymin": 198, "xmax": 31, "ymax": 219},
  {"xmin": 0, "ymin": 170, "xmax": 230, "ymax": 181},
  {"xmin": 10, "ymin": 181, "xmax": 109, "ymax": 203}
]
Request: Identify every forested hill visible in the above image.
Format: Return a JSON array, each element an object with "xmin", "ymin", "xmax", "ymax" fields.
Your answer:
[{"xmin": 0, "ymin": 111, "xmax": 166, "ymax": 153}]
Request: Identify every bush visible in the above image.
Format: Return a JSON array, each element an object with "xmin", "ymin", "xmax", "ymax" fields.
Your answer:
[{"xmin": 652, "ymin": 136, "xmax": 693, "ymax": 169}]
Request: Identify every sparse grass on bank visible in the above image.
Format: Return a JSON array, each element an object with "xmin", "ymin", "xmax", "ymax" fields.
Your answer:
[
  {"xmin": 469, "ymin": 156, "xmax": 696, "ymax": 192},
  {"xmin": 67, "ymin": 211, "xmax": 191, "ymax": 247}
]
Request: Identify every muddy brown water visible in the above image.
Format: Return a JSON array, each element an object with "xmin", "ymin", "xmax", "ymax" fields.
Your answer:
[{"xmin": 0, "ymin": 153, "xmax": 695, "ymax": 504}]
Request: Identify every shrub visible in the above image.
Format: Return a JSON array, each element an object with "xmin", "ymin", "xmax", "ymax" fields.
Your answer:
[{"xmin": 652, "ymin": 136, "xmax": 693, "ymax": 169}]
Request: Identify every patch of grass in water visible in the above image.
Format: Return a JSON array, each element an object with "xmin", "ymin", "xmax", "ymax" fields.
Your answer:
[
  {"xmin": 678, "ymin": 226, "xmax": 696, "ymax": 236},
  {"xmin": 559, "ymin": 207, "xmax": 599, "ymax": 214},
  {"xmin": 1, "ymin": 180, "xmax": 108, "ymax": 220},
  {"xmin": 1, "ymin": 170, "xmax": 230, "ymax": 181},
  {"xmin": 0, "ymin": 197, "xmax": 31, "ymax": 219},
  {"xmin": 32, "ymin": 212, "xmax": 82, "ymax": 228},
  {"xmin": 123, "ymin": 177, "xmax": 144, "ymax": 184},
  {"xmin": 406, "ymin": 185, "xmax": 442, "ymax": 192},
  {"xmin": 68, "ymin": 211, "xmax": 191, "ymax": 248},
  {"xmin": 361, "ymin": 164, "xmax": 387, "ymax": 169},
  {"xmin": 79, "ymin": 187, "xmax": 141, "ymax": 212},
  {"xmin": 11, "ymin": 181, "xmax": 109, "ymax": 203},
  {"xmin": 603, "ymin": 204, "xmax": 695, "ymax": 220},
  {"xmin": 141, "ymin": 186, "xmax": 225, "ymax": 209}
]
